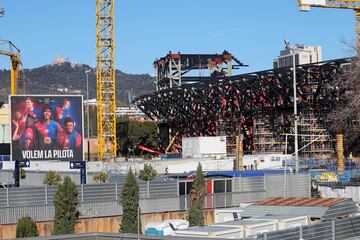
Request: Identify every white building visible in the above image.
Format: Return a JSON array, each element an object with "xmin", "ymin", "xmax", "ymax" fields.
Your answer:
[
  {"xmin": 273, "ymin": 42, "xmax": 322, "ymax": 69},
  {"xmin": 0, "ymin": 104, "xmax": 10, "ymax": 143},
  {"xmin": 116, "ymin": 106, "xmax": 145, "ymax": 117}
]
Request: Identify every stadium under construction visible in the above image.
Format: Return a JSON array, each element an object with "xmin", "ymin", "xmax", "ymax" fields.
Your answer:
[{"xmin": 135, "ymin": 51, "xmax": 353, "ymax": 161}]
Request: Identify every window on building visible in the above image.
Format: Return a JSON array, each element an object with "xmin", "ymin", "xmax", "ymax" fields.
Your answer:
[
  {"xmin": 226, "ymin": 180, "xmax": 232, "ymax": 193},
  {"xmin": 214, "ymin": 179, "xmax": 232, "ymax": 193},
  {"xmin": 179, "ymin": 182, "xmax": 186, "ymax": 195},
  {"xmin": 179, "ymin": 181, "xmax": 193, "ymax": 195},
  {"xmin": 186, "ymin": 182, "xmax": 193, "ymax": 195}
]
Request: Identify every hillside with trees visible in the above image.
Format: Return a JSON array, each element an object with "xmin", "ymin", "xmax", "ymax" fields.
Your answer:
[{"xmin": 0, "ymin": 62, "xmax": 155, "ymax": 105}]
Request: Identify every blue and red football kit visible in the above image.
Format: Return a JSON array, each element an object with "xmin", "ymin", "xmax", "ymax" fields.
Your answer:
[
  {"xmin": 61, "ymin": 131, "xmax": 81, "ymax": 150},
  {"xmin": 20, "ymin": 127, "xmax": 35, "ymax": 150},
  {"xmin": 55, "ymin": 106, "xmax": 71, "ymax": 127},
  {"xmin": 35, "ymin": 120, "xmax": 63, "ymax": 149},
  {"xmin": 24, "ymin": 108, "xmax": 41, "ymax": 120}
]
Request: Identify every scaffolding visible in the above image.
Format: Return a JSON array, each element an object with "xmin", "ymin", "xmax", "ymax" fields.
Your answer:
[
  {"xmin": 253, "ymin": 116, "xmax": 284, "ymax": 154},
  {"xmin": 297, "ymin": 111, "xmax": 334, "ymax": 159}
]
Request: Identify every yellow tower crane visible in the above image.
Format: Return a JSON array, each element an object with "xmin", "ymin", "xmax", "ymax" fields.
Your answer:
[
  {"xmin": 96, "ymin": 0, "xmax": 117, "ymax": 161},
  {"xmin": 298, "ymin": 0, "xmax": 360, "ymax": 49},
  {"xmin": 0, "ymin": 40, "xmax": 21, "ymax": 95}
]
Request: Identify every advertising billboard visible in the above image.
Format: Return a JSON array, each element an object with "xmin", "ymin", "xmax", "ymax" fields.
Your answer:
[{"xmin": 10, "ymin": 95, "xmax": 84, "ymax": 161}]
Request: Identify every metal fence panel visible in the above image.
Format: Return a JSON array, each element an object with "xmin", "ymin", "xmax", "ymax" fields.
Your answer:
[
  {"xmin": 232, "ymin": 191, "xmax": 266, "ymax": 205},
  {"xmin": 149, "ymin": 181, "xmax": 177, "ymax": 198},
  {"xmin": 0, "ymin": 188, "xmax": 7, "ymax": 207},
  {"xmin": 80, "ymin": 201, "xmax": 122, "ymax": 218},
  {"xmin": 8, "ymin": 187, "xmax": 46, "ymax": 206},
  {"xmin": 140, "ymin": 197, "xmax": 180, "ymax": 213},
  {"xmin": 335, "ymin": 217, "xmax": 360, "ymax": 239},
  {"xmin": 289, "ymin": 173, "xmax": 311, "ymax": 197},
  {"xmin": 0, "ymin": 204, "xmax": 54, "ymax": 224},
  {"xmin": 255, "ymin": 216, "xmax": 360, "ymax": 240},
  {"xmin": 138, "ymin": 182, "xmax": 148, "ymax": 198},
  {"xmin": 83, "ymin": 184, "xmax": 117, "ymax": 202},
  {"xmin": 240, "ymin": 176, "xmax": 265, "ymax": 192}
]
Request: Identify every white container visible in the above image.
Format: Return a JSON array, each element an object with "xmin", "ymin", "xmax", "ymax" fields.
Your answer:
[
  {"xmin": 182, "ymin": 136, "xmax": 226, "ymax": 159},
  {"xmin": 163, "ymin": 219, "xmax": 189, "ymax": 230},
  {"xmin": 145, "ymin": 221, "xmax": 174, "ymax": 236},
  {"xmin": 250, "ymin": 215, "xmax": 310, "ymax": 231},
  {"xmin": 175, "ymin": 225, "xmax": 243, "ymax": 238},
  {"xmin": 278, "ymin": 216, "xmax": 309, "ymax": 230},
  {"xmin": 214, "ymin": 207, "xmax": 247, "ymax": 223},
  {"xmin": 243, "ymin": 154, "xmax": 290, "ymax": 170},
  {"xmin": 215, "ymin": 219, "xmax": 277, "ymax": 238},
  {"xmin": 244, "ymin": 220, "xmax": 277, "ymax": 237}
]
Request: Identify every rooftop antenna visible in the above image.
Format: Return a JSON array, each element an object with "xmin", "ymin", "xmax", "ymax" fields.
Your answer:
[{"xmin": 284, "ymin": 39, "xmax": 290, "ymax": 49}]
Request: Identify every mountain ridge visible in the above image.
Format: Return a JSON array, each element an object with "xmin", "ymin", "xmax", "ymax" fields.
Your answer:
[{"xmin": 0, "ymin": 62, "xmax": 155, "ymax": 105}]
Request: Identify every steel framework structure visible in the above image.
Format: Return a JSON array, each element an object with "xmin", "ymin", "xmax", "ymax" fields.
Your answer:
[
  {"xmin": 135, "ymin": 54, "xmax": 352, "ymax": 157},
  {"xmin": 154, "ymin": 50, "xmax": 246, "ymax": 90},
  {"xmin": 96, "ymin": 0, "xmax": 117, "ymax": 161}
]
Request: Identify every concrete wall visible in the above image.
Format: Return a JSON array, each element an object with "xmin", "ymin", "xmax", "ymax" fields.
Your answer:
[
  {"xmin": 0, "ymin": 209, "xmax": 214, "ymax": 239},
  {"xmin": 2, "ymin": 157, "xmax": 234, "ymax": 177}
]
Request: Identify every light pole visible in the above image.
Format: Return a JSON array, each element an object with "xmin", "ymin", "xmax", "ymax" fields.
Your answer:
[
  {"xmin": 291, "ymin": 48, "xmax": 299, "ymax": 173},
  {"xmin": 85, "ymin": 69, "xmax": 91, "ymax": 161},
  {"xmin": 284, "ymin": 43, "xmax": 300, "ymax": 172}
]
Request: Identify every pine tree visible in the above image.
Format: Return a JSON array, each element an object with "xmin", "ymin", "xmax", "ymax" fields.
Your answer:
[
  {"xmin": 187, "ymin": 163, "xmax": 206, "ymax": 227},
  {"xmin": 43, "ymin": 171, "xmax": 62, "ymax": 186},
  {"xmin": 16, "ymin": 216, "xmax": 39, "ymax": 238},
  {"xmin": 53, "ymin": 176, "xmax": 80, "ymax": 235},
  {"xmin": 120, "ymin": 169, "xmax": 141, "ymax": 233},
  {"xmin": 139, "ymin": 164, "xmax": 157, "ymax": 181}
]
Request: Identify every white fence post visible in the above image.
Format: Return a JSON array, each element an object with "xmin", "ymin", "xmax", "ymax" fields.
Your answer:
[
  {"xmin": 115, "ymin": 183, "xmax": 118, "ymax": 200},
  {"xmin": 147, "ymin": 181, "xmax": 150, "ymax": 198},
  {"xmin": 45, "ymin": 185, "xmax": 48, "ymax": 204},
  {"xmin": 332, "ymin": 219, "xmax": 336, "ymax": 240},
  {"xmin": 6, "ymin": 187, "xmax": 9, "ymax": 207},
  {"xmin": 81, "ymin": 184, "xmax": 84, "ymax": 202},
  {"xmin": 299, "ymin": 226, "xmax": 303, "ymax": 240},
  {"xmin": 224, "ymin": 193, "xmax": 227, "ymax": 207}
]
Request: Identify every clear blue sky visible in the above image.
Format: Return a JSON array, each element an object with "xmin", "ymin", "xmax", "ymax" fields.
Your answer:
[{"xmin": 0, "ymin": 0, "xmax": 355, "ymax": 74}]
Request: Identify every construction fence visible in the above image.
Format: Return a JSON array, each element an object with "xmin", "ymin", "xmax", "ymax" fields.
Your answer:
[{"xmin": 0, "ymin": 173, "xmax": 310, "ymax": 224}]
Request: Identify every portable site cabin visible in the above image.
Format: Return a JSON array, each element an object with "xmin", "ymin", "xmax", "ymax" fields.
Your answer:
[
  {"xmin": 175, "ymin": 225, "xmax": 243, "ymax": 238},
  {"xmin": 214, "ymin": 219, "xmax": 278, "ymax": 238},
  {"xmin": 214, "ymin": 205, "xmax": 253, "ymax": 223},
  {"xmin": 251, "ymin": 215, "xmax": 310, "ymax": 230}
]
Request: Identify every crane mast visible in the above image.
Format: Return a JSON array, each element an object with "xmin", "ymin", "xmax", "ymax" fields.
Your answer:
[
  {"xmin": 0, "ymin": 40, "xmax": 21, "ymax": 95},
  {"xmin": 96, "ymin": 0, "xmax": 117, "ymax": 161},
  {"xmin": 298, "ymin": 0, "xmax": 360, "ymax": 49}
]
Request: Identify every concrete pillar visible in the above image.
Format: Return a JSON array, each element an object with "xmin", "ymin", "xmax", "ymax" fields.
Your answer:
[
  {"xmin": 337, "ymin": 134, "xmax": 344, "ymax": 172},
  {"xmin": 235, "ymin": 135, "xmax": 244, "ymax": 171}
]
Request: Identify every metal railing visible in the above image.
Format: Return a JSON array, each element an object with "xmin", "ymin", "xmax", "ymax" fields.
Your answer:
[{"xmin": 253, "ymin": 217, "xmax": 360, "ymax": 240}]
